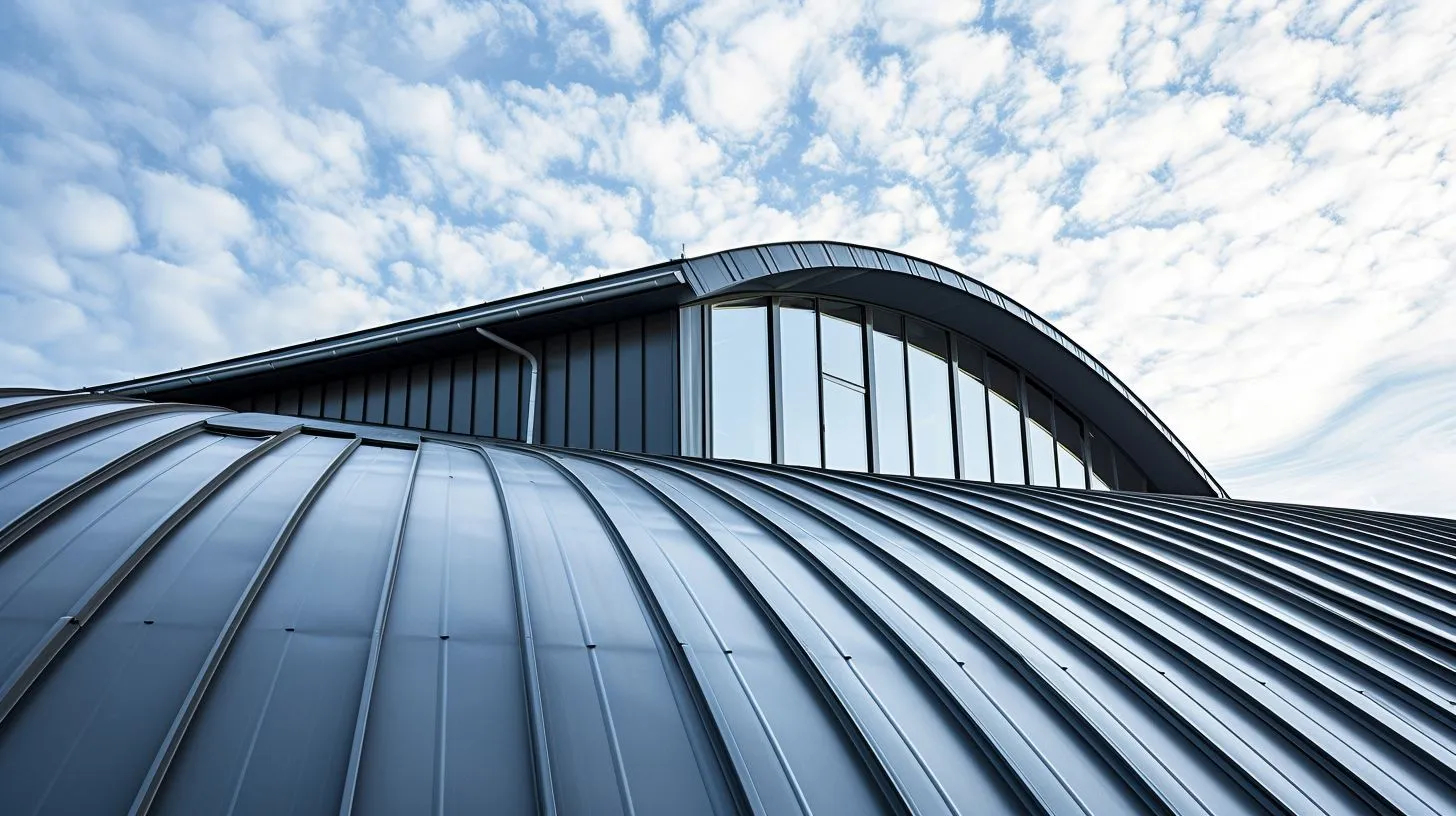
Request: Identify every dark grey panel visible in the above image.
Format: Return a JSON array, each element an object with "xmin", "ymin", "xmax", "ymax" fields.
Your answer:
[
  {"xmin": 299, "ymin": 384, "xmax": 320, "ymax": 418},
  {"xmin": 616, "ymin": 317, "xmax": 644, "ymax": 454},
  {"xmin": 0, "ymin": 433, "xmax": 352, "ymax": 814},
  {"xmin": 364, "ymin": 373, "xmax": 386, "ymax": 425},
  {"xmin": 643, "ymin": 311, "xmax": 676, "ymax": 455},
  {"xmin": 542, "ymin": 335, "xmax": 568, "ymax": 448},
  {"xmin": 323, "ymin": 380, "xmax": 345, "ymax": 420},
  {"xmin": 567, "ymin": 330, "xmax": 591, "ymax": 449},
  {"xmin": 592, "ymin": 324, "xmax": 616, "ymax": 451},
  {"xmin": 496, "ymin": 355, "xmax": 520, "ymax": 441},
  {"xmin": 386, "ymin": 370, "xmax": 407, "ymax": 426},
  {"xmin": 1, "ymin": 396, "xmax": 1454, "ymax": 815},
  {"xmin": 344, "ymin": 375, "xmax": 366, "ymax": 423},
  {"xmin": 429, "ymin": 359, "xmax": 452, "ymax": 432},
  {"xmin": 471, "ymin": 348, "xmax": 497, "ymax": 437},
  {"xmin": 408, "ymin": 363, "xmax": 430, "ymax": 429},
  {"xmin": 278, "ymin": 388, "xmax": 300, "ymax": 417},
  {"xmin": 449, "ymin": 354, "xmax": 473, "ymax": 435}
]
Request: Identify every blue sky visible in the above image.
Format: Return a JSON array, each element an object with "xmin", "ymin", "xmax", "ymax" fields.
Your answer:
[{"xmin": 2, "ymin": 0, "xmax": 1453, "ymax": 514}]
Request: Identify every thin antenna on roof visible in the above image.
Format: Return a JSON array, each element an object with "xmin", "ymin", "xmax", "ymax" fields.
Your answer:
[{"xmin": 681, "ymin": 244, "xmax": 686, "ymax": 260}]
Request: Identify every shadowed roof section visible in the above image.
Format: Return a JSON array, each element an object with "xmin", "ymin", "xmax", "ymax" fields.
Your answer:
[
  {"xmin": 1, "ymin": 391, "xmax": 1453, "ymax": 814},
  {"xmin": 95, "ymin": 241, "xmax": 1224, "ymax": 498}
]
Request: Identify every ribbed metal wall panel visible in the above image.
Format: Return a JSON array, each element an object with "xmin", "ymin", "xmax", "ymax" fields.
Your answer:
[
  {"xmin": 227, "ymin": 312, "xmax": 679, "ymax": 454},
  {"xmin": 0, "ymin": 392, "xmax": 1453, "ymax": 815}
]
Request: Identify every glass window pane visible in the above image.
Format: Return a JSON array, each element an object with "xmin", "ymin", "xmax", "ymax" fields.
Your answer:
[
  {"xmin": 819, "ymin": 301, "xmax": 864, "ymax": 385},
  {"xmin": 823, "ymin": 378, "xmax": 869, "ymax": 471},
  {"xmin": 986, "ymin": 357, "xmax": 1025, "ymax": 484},
  {"xmin": 907, "ymin": 320, "xmax": 954, "ymax": 478},
  {"xmin": 1088, "ymin": 426, "xmax": 1114, "ymax": 490},
  {"xmin": 711, "ymin": 299, "xmax": 771, "ymax": 462},
  {"xmin": 871, "ymin": 309, "xmax": 910, "ymax": 475},
  {"xmin": 1055, "ymin": 403, "xmax": 1087, "ymax": 489},
  {"xmin": 1114, "ymin": 447, "xmax": 1148, "ymax": 492},
  {"xmin": 1025, "ymin": 384, "xmax": 1057, "ymax": 487},
  {"xmin": 779, "ymin": 298, "xmax": 822, "ymax": 467},
  {"xmin": 956, "ymin": 339, "xmax": 991, "ymax": 482}
]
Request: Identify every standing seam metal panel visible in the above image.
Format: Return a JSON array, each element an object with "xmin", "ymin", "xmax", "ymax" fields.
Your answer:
[{"xmin": 0, "ymin": 397, "xmax": 1452, "ymax": 816}]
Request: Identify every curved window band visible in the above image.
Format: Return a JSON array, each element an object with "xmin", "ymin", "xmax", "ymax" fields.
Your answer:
[{"xmin": 704, "ymin": 295, "xmax": 1150, "ymax": 491}]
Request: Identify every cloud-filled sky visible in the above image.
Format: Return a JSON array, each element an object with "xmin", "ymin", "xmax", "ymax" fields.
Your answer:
[{"xmin": 1, "ymin": 0, "xmax": 1453, "ymax": 514}]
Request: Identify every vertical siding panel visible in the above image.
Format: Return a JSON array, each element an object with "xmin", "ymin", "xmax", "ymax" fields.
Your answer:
[
  {"xmin": 592, "ymin": 324, "xmax": 617, "ymax": 450},
  {"xmin": 256, "ymin": 392, "xmax": 278, "ymax": 414},
  {"xmin": 567, "ymin": 329, "xmax": 592, "ymax": 449},
  {"xmin": 278, "ymin": 387, "xmax": 301, "ymax": 417},
  {"xmin": 408, "ymin": 362, "xmax": 430, "ymax": 429},
  {"xmin": 496, "ymin": 354, "xmax": 520, "ymax": 441},
  {"xmin": 643, "ymin": 311, "xmax": 678, "ymax": 454},
  {"xmin": 474, "ymin": 347, "xmax": 498, "ymax": 437},
  {"xmin": 387, "ymin": 368, "xmax": 408, "ymax": 426},
  {"xmin": 323, "ymin": 380, "xmax": 345, "ymax": 420},
  {"xmin": 301, "ymin": 384, "xmax": 323, "ymax": 418},
  {"xmin": 429, "ymin": 359, "xmax": 452, "ymax": 432},
  {"xmin": 344, "ymin": 375, "xmax": 366, "ymax": 422},
  {"xmin": 543, "ymin": 334, "xmax": 569, "ymax": 447},
  {"xmin": 450, "ymin": 353, "xmax": 474, "ymax": 435},
  {"xmin": 365, "ymin": 372, "xmax": 387, "ymax": 424},
  {"xmin": 616, "ymin": 317, "xmax": 644, "ymax": 454}
]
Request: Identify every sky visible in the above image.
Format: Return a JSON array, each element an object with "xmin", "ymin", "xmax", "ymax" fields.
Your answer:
[{"xmin": 1, "ymin": 0, "xmax": 1453, "ymax": 515}]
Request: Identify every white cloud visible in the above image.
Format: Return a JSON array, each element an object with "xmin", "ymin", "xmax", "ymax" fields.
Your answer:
[
  {"xmin": 44, "ymin": 184, "xmax": 137, "ymax": 256},
  {"xmin": 399, "ymin": 0, "xmax": 537, "ymax": 62},
  {"xmin": 137, "ymin": 171, "xmax": 254, "ymax": 255},
  {"xmin": 548, "ymin": 0, "xmax": 651, "ymax": 74},
  {"xmin": 3, "ymin": 0, "xmax": 1456, "ymax": 517},
  {"xmin": 210, "ymin": 105, "xmax": 369, "ymax": 200}
]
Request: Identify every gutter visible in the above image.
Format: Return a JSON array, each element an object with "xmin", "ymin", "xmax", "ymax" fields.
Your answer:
[{"xmin": 104, "ymin": 269, "xmax": 686, "ymax": 396}]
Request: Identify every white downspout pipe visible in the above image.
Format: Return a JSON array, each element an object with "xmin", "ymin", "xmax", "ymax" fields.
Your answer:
[{"xmin": 475, "ymin": 327, "xmax": 539, "ymax": 445}]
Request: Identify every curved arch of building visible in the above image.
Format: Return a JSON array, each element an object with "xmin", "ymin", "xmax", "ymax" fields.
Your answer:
[{"xmin": 677, "ymin": 242, "xmax": 1225, "ymax": 498}]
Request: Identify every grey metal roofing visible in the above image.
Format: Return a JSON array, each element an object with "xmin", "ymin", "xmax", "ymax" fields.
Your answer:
[
  {"xmin": 2, "ymin": 390, "xmax": 1453, "ymax": 815},
  {"xmin": 96, "ymin": 240, "xmax": 1224, "ymax": 499}
]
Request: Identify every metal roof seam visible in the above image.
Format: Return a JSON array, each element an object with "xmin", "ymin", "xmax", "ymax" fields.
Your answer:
[
  {"xmin": 129, "ymin": 435, "xmax": 363, "ymax": 816},
  {"xmin": 609, "ymin": 459, "xmax": 917, "ymax": 815},
  {"xmin": 522, "ymin": 447, "xmax": 757, "ymax": 816},
  {"xmin": 467, "ymin": 443, "xmax": 559, "ymax": 816},
  {"xmin": 1, "ymin": 401, "xmax": 1454, "ymax": 814}
]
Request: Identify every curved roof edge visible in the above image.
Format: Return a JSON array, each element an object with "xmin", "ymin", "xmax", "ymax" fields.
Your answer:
[{"xmin": 677, "ymin": 241, "xmax": 1226, "ymax": 499}]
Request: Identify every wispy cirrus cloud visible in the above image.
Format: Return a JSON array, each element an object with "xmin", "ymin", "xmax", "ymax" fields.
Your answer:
[{"xmin": 1, "ymin": 0, "xmax": 1453, "ymax": 514}]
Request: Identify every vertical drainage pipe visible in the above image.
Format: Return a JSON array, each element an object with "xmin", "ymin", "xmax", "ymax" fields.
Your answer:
[{"xmin": 476, "ymin": 327, "xmax": 539, "ymax": 445}]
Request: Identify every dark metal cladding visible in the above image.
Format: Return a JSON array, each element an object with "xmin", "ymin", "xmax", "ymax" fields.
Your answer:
[{"xmin": 0, "ymin": 392, "xmax": 1453, "ymax": 815}]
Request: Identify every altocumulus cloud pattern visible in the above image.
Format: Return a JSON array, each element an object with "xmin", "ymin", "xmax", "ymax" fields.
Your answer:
[
  {"xmin": 2, "ymin": 1, "xmax": 1456, "ymax": 514},
  {"xmin": 1, "ymin": 392, "xmax": 1455, "ymax": 814}
]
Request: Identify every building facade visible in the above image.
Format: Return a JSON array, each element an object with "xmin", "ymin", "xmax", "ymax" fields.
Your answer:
[{"xmin": 0, "ymin": 242, "xmax": 1452, "ymax": 814}]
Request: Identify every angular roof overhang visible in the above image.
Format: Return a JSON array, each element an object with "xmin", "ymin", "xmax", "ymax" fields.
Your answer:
[{"xmin": 97, "ymin": 241, "xmax": 1225, "ymax": 497}]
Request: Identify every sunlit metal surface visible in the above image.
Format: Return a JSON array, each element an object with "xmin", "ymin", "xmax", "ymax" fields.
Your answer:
[{"xmin": 0, "ymin": 391, "xmax": 1452, "ymax": 815}]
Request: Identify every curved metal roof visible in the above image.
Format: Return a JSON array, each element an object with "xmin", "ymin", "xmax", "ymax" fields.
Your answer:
[{"xmin": 3, "ymin": 391, "xmax": 1451, "ymax": 815}]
